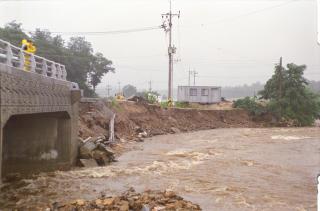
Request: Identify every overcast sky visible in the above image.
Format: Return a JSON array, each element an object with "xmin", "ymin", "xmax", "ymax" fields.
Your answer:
[{"xmin": 0, "ymin": 0, "xmax": 319, "ymax": 95}]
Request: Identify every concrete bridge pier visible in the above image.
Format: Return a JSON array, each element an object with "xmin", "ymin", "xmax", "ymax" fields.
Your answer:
[{"xmin": 0, "ymin": 63, "xmax": 81, "ymax": 182}]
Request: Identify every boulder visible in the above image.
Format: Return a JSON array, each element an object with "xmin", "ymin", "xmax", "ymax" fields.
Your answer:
[
  {"xmin": 92, "ymin": 150, "xmax": 111, "ymax": 165},
  {"xmin": 170, "ymin": 127, "xmax": 180, "ymax": 134},
  {"xmin": 79, "ymin": 159, "xmax": 98, "ymax": 167},
  {"xmin": 134, "ymin": 126, "xmax": 144, "ymax": 133},
  {"xmin": 79, "ymin": 140, "xmax": 96, "ymax": 159},
  {"xmin": 78, "ymin": 136, "xmax": 116, "ymax": 166},
  {"xmin": 138, "ymin": 131, "xmax": 148, "ymax": 138}
]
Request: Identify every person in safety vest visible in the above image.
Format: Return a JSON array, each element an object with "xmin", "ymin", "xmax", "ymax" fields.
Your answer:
[{"xmin": 21, "ymin": 39, "xmax": 37, "ymax": 71}]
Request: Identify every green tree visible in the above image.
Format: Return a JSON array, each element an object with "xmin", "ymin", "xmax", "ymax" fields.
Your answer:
[
  {"xmin": 0, "ymin": 21, "xmax": 27, "ymax": 46},
  {"xmin": 88, "ymin": 52, "xmax": 114, "ymax": 92},
  {"xmin": 0, "ymin": 22, "xmax": 115, "ymax": 97},
  {"xmin": 122, "ymin": 84, "xmax": 137, "ymax": 97},
  {"xmin": 259, "ymin": 63, "xmax": 320, "ymax": 126}
]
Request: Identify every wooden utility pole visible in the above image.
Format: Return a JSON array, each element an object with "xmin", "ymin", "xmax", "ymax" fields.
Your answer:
[
  {"xmin": 193, "ymin": 70, "xmax": 198, "ymax": 86},
  {"xmin": 279, "ymin": 57, "xmax": 283, "ymax": 99},
  {"xmin": 148, "ymin": 80, "xmax": 152, "ymax": 92},
  {"xmin": 106, "ymin": 84, "xmax": 112, "ymax": 97},
  {"xmin": 162, "ymin": 0, "xmax": 180, "ymax": 101},
  {"xmin": 188, "ymin": 68, "xmax": 191, "ymax": 86},
  {"xmin": 118, "ymin": 81, "xmax": 121, "ymax": 94},
  {"xmin": 279, "ymin": 57, "xmax": 283, "ymax": 117}
]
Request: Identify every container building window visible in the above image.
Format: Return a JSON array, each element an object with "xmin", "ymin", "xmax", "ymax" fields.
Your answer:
[
  {"xmin": 201, "ymin": 89, "xmax": 209, "ymax": 96},
  {"xmin": 189, "ymin": 88, "xmax": 197, "ymax": 96}
]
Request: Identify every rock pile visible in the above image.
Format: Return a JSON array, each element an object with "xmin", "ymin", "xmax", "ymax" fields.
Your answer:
[
  {"xmin": 54, "ymin": 188, "xmax": 201, "ymax": 211},
  {"xmin": 78, "ymin": 136, "xmax": 116, "ymax": 167}
]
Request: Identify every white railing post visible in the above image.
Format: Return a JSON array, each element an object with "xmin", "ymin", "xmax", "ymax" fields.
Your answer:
[
  {"xmin": 56, "ymin": 64, "xmax": 62, "ymax": 79},
  {"xmin": 19, "ymin": 50, "xmax": 25, "ymax": 69},
  {"xmin": 51, "ymin": 63, "xmax": 57, "ymax": 78},
  {"xmin": 42, "ymin": 59, "xmax": 48, "ymax": 76},
  {"xmin": 30, "ymin": 53, "xmax": 36, "ymax": 72},
  {"xmin": 61, "ymin": 65, "xmax": 67, "ymax": 80},
  {"xmin": 6, "ymin": 44, "xmax": 13, "ymax": 66}
]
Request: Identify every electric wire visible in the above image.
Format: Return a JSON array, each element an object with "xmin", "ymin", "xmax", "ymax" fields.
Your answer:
[{"xmin": 33, "ymin": 26, "xmax": 163, "ymax": 36}]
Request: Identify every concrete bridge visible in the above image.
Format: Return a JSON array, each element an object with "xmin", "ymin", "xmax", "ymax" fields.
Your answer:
[{"xmin": 0, "ymin": 39, "xmax": 81, "ymax": 182}]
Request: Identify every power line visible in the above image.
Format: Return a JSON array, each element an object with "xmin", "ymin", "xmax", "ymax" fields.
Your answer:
[
  {"xmin": 185, "ymin": 0, "xmax": 304, "ymax": 28},
  {"xmin": 29, "ymin": 26, "xmax": 163, "ymax": 36}
]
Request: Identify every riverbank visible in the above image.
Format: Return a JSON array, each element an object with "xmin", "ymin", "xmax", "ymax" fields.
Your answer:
[{"xmin": 79, "ymin": 99, "xmax": 269, "ymax": 143}]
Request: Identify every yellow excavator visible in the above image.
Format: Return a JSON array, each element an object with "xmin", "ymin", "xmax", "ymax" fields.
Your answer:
[{"xmin": 115, "ymin": 92, "xmax": 125, "ymax": 101}]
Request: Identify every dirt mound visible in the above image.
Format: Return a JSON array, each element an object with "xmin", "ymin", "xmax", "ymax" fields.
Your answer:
[
  {"xmin": 79, "ymin": 100, "xmax": 114, "ymax": 138},
  {"xmin": 56, "ymin": 188, "xmax": 201, "ymax": 211},
  {"xmin": 79, "ymin": 99, "xmax": 267, "ymax": 142}
]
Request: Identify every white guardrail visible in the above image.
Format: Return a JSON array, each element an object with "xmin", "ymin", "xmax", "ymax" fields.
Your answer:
[{"xmin": 0, "ymin": 38, "xmax": 67, "ymax": 80}]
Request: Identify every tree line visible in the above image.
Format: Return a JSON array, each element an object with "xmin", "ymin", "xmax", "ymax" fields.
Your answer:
[
  {"xmin": 234, "ymin": 63, "xmax": 320, "ymax": 126},
  {"xmin": 222, "ymin": 81, "xmax": 320, "ymax": 99},
  {"xmin": 0, "ymin": 21, "xmax": 114, "ymax": 97}
]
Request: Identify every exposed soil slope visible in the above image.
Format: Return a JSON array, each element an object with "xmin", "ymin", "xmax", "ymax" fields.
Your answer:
[{"xmin": 79, "ymin": 100, "xmax": 266, "ymax": 141}]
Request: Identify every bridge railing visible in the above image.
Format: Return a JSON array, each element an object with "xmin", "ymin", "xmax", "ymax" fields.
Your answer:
[{"xmin": 0, "ymin": 38, "xmax": 67, "ymax": 80}]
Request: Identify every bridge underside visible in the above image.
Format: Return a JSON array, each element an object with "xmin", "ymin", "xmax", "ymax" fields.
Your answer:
[{"xmin": 2, "ymin": 112, "xmax": 71, "ymax": 178}]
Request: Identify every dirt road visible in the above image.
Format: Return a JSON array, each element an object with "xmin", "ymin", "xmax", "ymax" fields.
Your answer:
[{"xmin": 1, "ymin": 128, "xmax": 319, "ymax": 210}]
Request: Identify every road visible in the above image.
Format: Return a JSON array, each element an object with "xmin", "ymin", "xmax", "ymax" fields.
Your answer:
[{"xmin": 1, "ymin": 128, "xmax": 319, "ymax": 210}]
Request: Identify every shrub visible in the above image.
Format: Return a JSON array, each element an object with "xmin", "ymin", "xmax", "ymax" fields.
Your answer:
[
  {"xmin": 144, "ymin": 92, "xmax": 158, "ymax": 104},
  {"xmin": 233, "ymin": 97, "xmax": 266, "ymax": 116},
  {"xmin": 175, "ymin": 101, "xmax": 190, "ymax": 108}
]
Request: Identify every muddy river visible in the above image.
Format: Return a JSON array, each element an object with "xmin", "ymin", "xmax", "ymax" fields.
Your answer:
[{"xmin": 1, "ymin": 128, "xmax": 319, "ymax": 210}]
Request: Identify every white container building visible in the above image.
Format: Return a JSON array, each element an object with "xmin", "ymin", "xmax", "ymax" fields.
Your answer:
[{"xmin": 177, "ymin": 86, "xmax": 221, "ymax": 104}]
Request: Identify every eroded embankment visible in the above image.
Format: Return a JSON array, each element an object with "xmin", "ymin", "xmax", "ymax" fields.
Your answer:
[{"xmin": 79, "ymin": 100, "xmax": 267, "ymax": 141}]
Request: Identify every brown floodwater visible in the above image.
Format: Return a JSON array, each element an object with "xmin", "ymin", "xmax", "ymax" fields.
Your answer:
[{"xmin": 1, "ymin": 128, "xmax": 319, "ymax": 210}]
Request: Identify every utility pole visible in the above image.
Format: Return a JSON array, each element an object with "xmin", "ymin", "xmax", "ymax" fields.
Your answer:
[
  {"xmin": 193, "ymin": 70, "xmax": 198, "ymax": 86},
  {"xmin": 188, "ymin": 68, "xmax": 191, "ymax": 86},
  {"xmin": 106, "ymin": 84, "xmax": 112, "ymax": 97},
  {"xmin": 278, "ymin": 57, "xmax": 283, "ymax": 117},
  {"xmin": 148, "ymin": 80, "xmax": 152, "ymax": 92},
  {"xmin": 118, "ymin": 81, "xmax": 121, "ymax": 94},
  {"xmin": 162, "ymin": 0, "xmax": 180, "ymax": 101},
  {"xmin": 279, "ymin": 57, "xmax": 282, "ymax": 99}
]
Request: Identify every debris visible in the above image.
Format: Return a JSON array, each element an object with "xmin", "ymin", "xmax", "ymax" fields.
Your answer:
[
  {"xmin": 3, "ymin": 173, "xmax": 22, "ymax": 182},
  {"xmin": 138, "ymin": 131, "xmax": 148, "ymax": 138},
  {"xmin": 73, "ymin": 199, "xmax": 85, "ymax": 206},
  {"xmin": 79, "ymin": 139, "xmax": 96, "ymax": 159},
  {"xmin": 134, "ymin": 137, "xmax": 144, "ymax": 142},
  {"xmin": 78, "ymin": 135, "xmax": 116, "ymax": 167},
  {"xmin": 82, "ymin": 137, "xmax": 92, "ymax": 144},
  {"xmin": 92, "ymin": 150, "xmax": 111, "ymax": 165},
  {"xmin": 127, "ymin": 96, "xmax": 148, "ymax": 104},
  {"xmin": 54, "ymin": 188, "xmax": 201, "ymax": 210},
  {"xmin": 141, "ymin": 204, "xmax": 150, "ymax": 211},
  {"xmin": 119, "ymin": 200, "xmax": 129, "ymax": 211},
  {"xmin": 79, "ymin": 159, "xmax": 98, "ymax": 167},
  {"xmin": 170, "ymin": 127, "xmax": 180, "ymax": 134},
  {"xmin": 102, "ymin": 198, "xmax": 114, "ymax": 206},
  {"xmin": 134, "ymin": 126, "xmax": 144, "ymax": 133}
]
